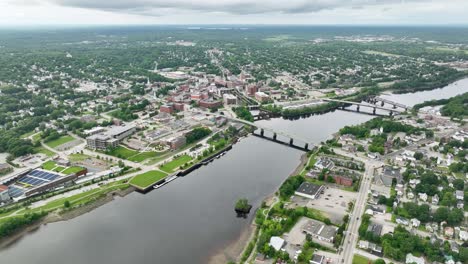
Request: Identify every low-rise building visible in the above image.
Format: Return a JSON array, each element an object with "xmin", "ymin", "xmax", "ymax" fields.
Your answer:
[
  {"xmin": 0, "ymin": 185, "xmax": 11, "ymax": 201},
  {"xmin": 379, "ymin": 166, "xmax": 402, "ymax": 187},
  {"xmin": 367, "ymin": 223, "xmax": 383, "ymax": 236},
  {"xmin": 310, "ymin": 254, "xmax": 325, "ymax": 264},
  {"xmin": 459, "ymin": 230, "xmax": 468, "ymax": 241},
  {"xmin": 301, "ymin": 218, "xmax": 338, "ymax": 243},
  {"xmin": 199, "ymin": 99, "xmax": 222, "ymax": 109},
  {"xmin": 223, "ymin": 93, "xmax": 237, "ymax": 105},
  {"xmin": 255, "ymin": 91, "xmax": 270, "ymax": 102},
  {"xmin": 166, "ymin": 135, "xmax": 187, "ymax": 150},
  {"xmin": 314, "ymin": 158, "xmax": 334, "ymax": 170},
  {"xmin": 396, "ymin": 216, "xmax": 409, "ymax": 226},
  {"xmin": 160, "ymin": 104, "xmax": 174, "ymax": 114},
  {"xmin": 86, "ymin": 125, "xmax": 136, "ymax": 150},
  {"xmin": 269, "ymin": 236, "xmax": 285, "ymax": 251},
  {"xmin": 295, "ymin": 182, "xmax": 324, "ymax": 200},
  {"xmin": 406, "ymin": 253, "xmax": 425, "ymax": 264}
]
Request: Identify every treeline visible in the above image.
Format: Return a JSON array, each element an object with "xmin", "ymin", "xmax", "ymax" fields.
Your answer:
[
  {"xmin": 233, "ymin": 106, "xmax": 254, "ymax": 122},
  {"xmin": 279, "ymin": 175, "xmax": 305, "ymax": 199},
  {"xmin": 0, "ymin": 211, "xmax": 47, "ymax": 238},
  {"xmin": 281, "ymin": 102, "xmax": 338, "ymax": 118},
  {"xmin": 185, "ymin": 127, "xmax": 212, "ymax": 144},
  {"xmin": 395, "ymin": 203, "xmax": 464, "ymax": 226},
  {"xmin": 381, "ymin": 226, "xmax": 466, "ymax": 263},
  {"xmin": 110, "ymin": 99, "xmax": 150, "ymax": 121},
  {"xmin": 413, "ymin": 92, "xmax": 468, "ymax": 119},
  {"xmin": 339, "ymin": 117, "xmax": 426, "ymax": 138},
  {"xmin": 390, "ymin": 68, "xmax": 466, "ymax": 94}
]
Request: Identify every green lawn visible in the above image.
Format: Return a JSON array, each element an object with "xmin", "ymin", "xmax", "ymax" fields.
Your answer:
[
  {"xmin": 45, "ymin": 135, "xmax": 76, "ymax": 148},
  {"xmin": 129, "ymin": 151, "xmax": 160, "ymax": 162},
  {"xmin": 35, "ymin": 146, "xmax": 56, "ymax": 157},
  {"xmin": 53, "ymin": 166, "xmax": 65, "ymax": 172},
  {"xmin": 160, "ymin": 155, "xmax": 193, "ymax": 173},
  {"xmin": 42, "ymin": 161, "xmax": 57, "ymax": 170},
  {"xmin": 62, "ymin": 166, "xmax": 85, "ymax": 175},
  {"xmin": 32, "ymin": 132, "xmax": 43, "ymax": 143},
  {"xmin": 129, "ymin": 170, "xmax": 168, "ymax": 189},
  {"xmin": 106, "ymin": 146, "xmax": 160, "ymax": 162},
  {"xmin": 353, "ymin": 254, "xmax": 372, "ymax": 264}
]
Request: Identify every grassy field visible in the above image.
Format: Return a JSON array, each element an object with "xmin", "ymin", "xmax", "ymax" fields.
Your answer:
[
  {"xmin": 129, "ymin": 170, "xmax": 168, "ymax": 189},
  {"xmin": 34, "ymin": 146, "xmax": 56, "ymax": 157},
  {"xmin": 53, "ymin": 166, "xmax": 65, "ymax": 172},
  {"xmin": 32, "ymin": 132, "xmax": 43, "ymax": 143},
  {"xmin": 62, "ymin": 166, "xmax": 85, "ymax": 175},
  {"xmin": 106, "ymin": 146, "xmax": 159, "ymax": 162},
  {"xmin": 45, "ymin": 135, "xmax": 76, "ymax": 148},
  {"xmin": 42, "ymin": 161, "xmax": 57, "ymax": 170},
  {"xmin": 352, "ymin": 254, "xmax": 372, "ymax": 264},
  {"xmin": 160, "ymin": 155, "xmax": 192, "ymax": 173},
  {"xmin": 129, "ymin": 151, "xmax": 160, "ymax": 162}
]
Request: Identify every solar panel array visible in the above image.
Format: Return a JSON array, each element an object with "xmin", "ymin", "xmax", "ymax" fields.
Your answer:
[
  {"xmin": 7, "ymin": 170, "xmax": 63, "ymax": 198},
  {"xmin": 8, "ymin": 186, "xmax": 24, "ymax": 198},
  {"xmin": 28, "ymin": 170, "xmax": 60, "ymax": 181}
]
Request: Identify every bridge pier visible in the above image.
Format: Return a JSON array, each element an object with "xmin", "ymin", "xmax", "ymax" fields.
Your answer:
[
  {"xmin": 356, "ymin": 105, "xmax": 360, "ymax": 112},
  {"xmin": 304, "ymin": 143, "xmax": 309, "ymax": 151},
  {"xmin": 260, "ymin": 128, "xmax": 264, "ymax": 137},
  {"xmin": 389, "ymin": 111, "xmax": 393, "ymax": 116},
  {"xmin": 392, "ymin": 104, "xmax": 397, "ymax": 109},
  {"xmin": 273, "ymin": 133, "xmax": 277, "ymax": 141},
  {"xmin": 373, "ymin": 107, "xmax": 376, "ymax": 115},
  {"xmin": 381, "ymin": 101, "xmax": 384, "ymax": 107},
  {"xmin": 289, "ymin": 138, "xmax": 294, "ymax": 146}
]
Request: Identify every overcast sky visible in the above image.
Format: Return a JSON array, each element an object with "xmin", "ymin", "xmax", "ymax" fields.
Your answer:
[{"xmin": 0, "ymin": 0, "xmax": 467, "ymax": 26}]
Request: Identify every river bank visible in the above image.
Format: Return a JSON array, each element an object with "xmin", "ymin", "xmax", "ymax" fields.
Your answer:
[
  {"xmin": 0, "ymin": 186, "xmax": 134, "ymax": 249},
  {"xmin": 208, "ymin": 151, "xmax": 309, "ymax": 263}
]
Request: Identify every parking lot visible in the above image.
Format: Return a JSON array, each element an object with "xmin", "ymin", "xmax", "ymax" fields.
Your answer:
[{"xmin": 288, "ymin": 186, "xmax": 357, "ymax": 224}]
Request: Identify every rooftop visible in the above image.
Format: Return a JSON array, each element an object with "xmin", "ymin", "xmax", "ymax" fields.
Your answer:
[{"xmin": 296, "ymin": 182, "xmax": 324, "ymax": 197}]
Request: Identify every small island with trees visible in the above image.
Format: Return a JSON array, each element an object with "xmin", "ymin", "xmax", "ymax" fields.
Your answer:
[{"xmin": 235, "ymin": 198, "xmax": 252, "ymax": 217}]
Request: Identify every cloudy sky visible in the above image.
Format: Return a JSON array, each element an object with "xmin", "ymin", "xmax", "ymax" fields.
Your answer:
[{"xmin": 0, "ymin": 0, "xmax": 467, "ymax": 26}]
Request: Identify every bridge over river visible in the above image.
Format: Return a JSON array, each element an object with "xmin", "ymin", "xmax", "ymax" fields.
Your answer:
[{"xmin": 201, "ymin": 112, "xmax": 314, "ymax": 151}]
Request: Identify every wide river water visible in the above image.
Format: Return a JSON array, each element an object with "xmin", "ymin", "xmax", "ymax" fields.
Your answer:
[{"xmin": 1, "ymin": 78, "xmax": 467, "ymax": 264}]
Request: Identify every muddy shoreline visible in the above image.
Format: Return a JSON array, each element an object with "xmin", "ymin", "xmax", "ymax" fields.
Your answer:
[{"xmin": 0, "ymin": 187, "xmax": 134, "ymax": 249}]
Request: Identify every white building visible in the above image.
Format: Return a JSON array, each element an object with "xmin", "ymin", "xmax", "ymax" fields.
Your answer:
[
  {"xmin": 0, "ymin": 185, "xmax": 10, "ymax": 201},
  {"xmin": 406, "ymin": 253, "xmax": 425, "ymax": 264},
  {"xmin": 269, "ymin": 236, "xmax": 285, "ymax": 251}
]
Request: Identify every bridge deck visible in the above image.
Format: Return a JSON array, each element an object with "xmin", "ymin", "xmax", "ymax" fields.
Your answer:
[
  {"xmin": 322, "ymin": 98, "xmax": 406, "ymax": 112},
  {"xmin": 374, "ymin": 97, "xmax": 410, "ymax": 109}
]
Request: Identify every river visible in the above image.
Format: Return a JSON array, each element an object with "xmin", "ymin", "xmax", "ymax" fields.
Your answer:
[{"xmin": 1, "ymin": 78, "xmax": 467, "ymax": 264}]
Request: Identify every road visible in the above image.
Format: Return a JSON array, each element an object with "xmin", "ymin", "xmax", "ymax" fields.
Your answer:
[{"xmin": 341, "ymin": 162, "xmax": 376, "ymax": 264}]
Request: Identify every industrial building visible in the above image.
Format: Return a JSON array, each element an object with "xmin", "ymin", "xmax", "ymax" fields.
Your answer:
[
  {"xmin": 295, "ymin": 182, "xmax": 324, "ymax": 200},
  {"xmin": 301, "ymin": 218, "xmax": 338, "ymax": 243}
]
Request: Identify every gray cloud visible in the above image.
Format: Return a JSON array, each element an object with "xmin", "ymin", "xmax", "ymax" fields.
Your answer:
[{"xmin": 45, "ymin": 0, "xmax": 435, "ymax": 15}]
